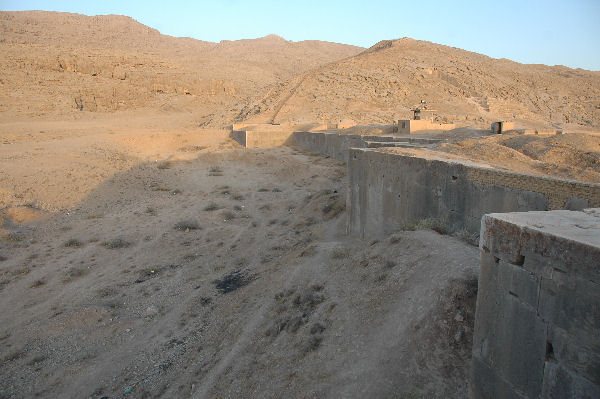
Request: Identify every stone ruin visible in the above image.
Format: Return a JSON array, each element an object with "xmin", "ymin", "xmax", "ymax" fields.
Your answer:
[{"xmin": 230, "ymin": 123, "xmax": 600, "ymax": 398}]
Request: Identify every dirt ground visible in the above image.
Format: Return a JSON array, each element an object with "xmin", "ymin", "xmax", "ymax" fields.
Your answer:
[
  {"xmin": 1, "ymin": 10, "xmax": 599, "ymax": 399},
  {"xmin": 0, "ymin": 126, "xmax": 479, "ymax": 398}
]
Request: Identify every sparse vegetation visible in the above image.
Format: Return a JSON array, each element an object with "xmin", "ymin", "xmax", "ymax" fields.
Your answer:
[
  {"xmin": 30, "ymin": 279, "xmax": 45, "ymax": 288},
  {"xmin": 177, "ymin": 145, "xmax": 207, "ymax": 152},
  {"xmin": 62, "ymin": 266, "xmax": 88, "ymax": 283},
  {"xmin": 208, "ymin": 166, "xmax": 223, "ymax": 176},
  {"xmin": 389, "ymin": 233, "xmax": 402, "ymax": 244},
  {"xmin": 64, "ymin": 238, "xmax": 83, "ymax": 248},
  {"xmin": 145, "ymin": 206, "xmax": 157, "ymax": 215},
  {"xmin": 330, "ymin": 246, "xmax": 350, "ymax": 259},
  {"xmin": 454, "ymin": 229, "xmax": 480, "ymax": 246},
  {"xmin": 156, "ymin": 160, "xmax": 172, "ymax": 169},
  {"xmin": 204, "ymin": 202, "xmax": 221, "ymax": 211},
  {"xmin": 222, "ymin": 211, "xmax": 235, "ymax": 220},
  {"xmin": 5, "ymin": 232, "xmax": 25, "ymax": 242},
  {"xmin": 101, "ymin": 238, "xmax": 131, "ymax": 249},
  {"xmin": 404, "ymin": 217, "xmax": 448, "ymax": 235},
  {"xmin": 174, "ymin": 220, "xmax": 201, "ymax": 231},
  {"xmin": 214, "ymin": 270, "xmax": 253, "ymax": 294}
]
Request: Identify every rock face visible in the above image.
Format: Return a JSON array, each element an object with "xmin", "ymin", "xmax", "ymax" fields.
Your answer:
[
  {"xmin": 0, "ymin": 11, "xmax": 362, "ymax": 124},
  {"xmin": 472, "ymin": 209, "xmax": 600, "ymax": 398},
  {"xmin": 247, "ymin": 38, "xmax": 600, "ymax": 128}
]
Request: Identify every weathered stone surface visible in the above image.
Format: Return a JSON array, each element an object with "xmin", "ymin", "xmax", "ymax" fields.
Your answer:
[
  {"xmin": 472, "ymin": 209, "xmax": 600, "ymax": 399},
  {"xmin": 499, "ymin": 259, "xmax": 539, "ymax": 308},
  {"xmin": 346, "ymin": 148, "xmax": 600, "ymax": 238},
  {"xmin": 548, "ymin": 325, "xmax": 600, "ymax": 385},
  {"xmin": 480, "ymin": 210, "xmax": 600, "ymax": 282},
  {"xmin": 473, "ymin": 253, "xmax": 547, "ymax": 397},
  {"xmin": 542, "ymin": 362, "xmax": 600, "ymax": 399},
  {"xmin": 470, "ymin": 358, "xmax": 528, "ymax": 399}
]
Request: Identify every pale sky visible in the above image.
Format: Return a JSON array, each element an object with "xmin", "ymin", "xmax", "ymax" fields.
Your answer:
[{"xmin": 2, "ymin": 0, "xmax": 599, "ymax": 71}]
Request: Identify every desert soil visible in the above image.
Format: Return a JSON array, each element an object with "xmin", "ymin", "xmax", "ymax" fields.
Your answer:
[
  {"xmin": 1, "ymin": 128, "xmax": 478, "ymax": 398},
  {"xmin": 1, "ymin": 9, "xmax": 599, "ymax": 399}
]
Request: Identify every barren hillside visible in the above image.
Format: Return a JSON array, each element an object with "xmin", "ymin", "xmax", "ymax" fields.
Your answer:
[
  {"xmin": 242, "ymin": 38, "xmax": 600, "ymax": 129},
  {"xmin": 0, "ymin": 11, "xmax": 362, "ymax": 125}
]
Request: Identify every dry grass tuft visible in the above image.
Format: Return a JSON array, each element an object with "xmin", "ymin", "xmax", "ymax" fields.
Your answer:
[
  {"xmin": 64, "ymin": 238, "xmax": 83, "ymax": 248},
  {"xmin": 174, "ymin": 220, "xmax": 201, "ymax": 231},
  {"xmin": 101, "ymin": 238, "xmax": 131, "ymax": 249},
  {"xmin": 204, "ymin": 203, "xmax": 221, "ymax": 212}
]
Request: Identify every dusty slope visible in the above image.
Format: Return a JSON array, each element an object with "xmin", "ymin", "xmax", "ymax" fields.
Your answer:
[
  {"xmin": 242, "ymin": 38, "xmax": 600, "ymax": 128},
  {"xmin": 0, "ymin": 11, "xmax": 362, "ymax": 125},
  {"xmin": 0, "ymin": 142, "xmax": 479, "ymax": 399},
  {"xmin": 434, "ymin": 132, "xmax": 600, "ymax": 182}
]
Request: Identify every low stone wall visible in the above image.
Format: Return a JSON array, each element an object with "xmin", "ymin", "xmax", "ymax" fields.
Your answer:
[
  {"xmin": 288, "ymin": 131, "xmax": 366, "ymax": 161},
  {"xmin": 396, "ymin": 119, "xmax": 456, "ymax": 135},
  {"xmin": 471, "ymin": 209, "xmax": 600, "ymax": 398},
  {"xmin": 347, "ymin": 148, "xmax": 600, "ymax": 238},
  {"xmin": 231, "ymin": 130, "xmax": 293, "ymax": 148},
  {"xmin": 288, "ymin": 131, "xmax": 437, "ymax": 162}
]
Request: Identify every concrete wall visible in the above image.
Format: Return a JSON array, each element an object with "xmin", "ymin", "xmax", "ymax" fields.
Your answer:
[
  {"xmin": 471, "ymin": 209, "xmax": 600, "ymax": 398},
  {"xmin": 396, "ymin": 119, "xmax": 456, "ymax": 135},
  {"xmin": 231, "ymin": 130, "xmax": 293, "ymax": 148},
  {"xmin": 288, "ymin": 131, "xmax": 367, "ymax": 161},
  {"xmin": 287, "ymin": 131, "xmax": 436, "ymax": 162},
  {"xmin": 347, "ymin": 148, "xmax": 600, "ymax": 238}
]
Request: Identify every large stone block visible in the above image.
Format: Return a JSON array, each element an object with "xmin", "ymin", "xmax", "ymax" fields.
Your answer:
[
  {"xmin": 473, "ymin": 254, "xmax": 547, "ymax": 398},
  {"xmin": 548, "ymin": 325, "xmax": 600, "ymax": 386},
  {"xmin": 472, "ymin": 209, "xmax": 600, "ymax": 399},
  {"xmin": 542, "ymin": 362, "xmax": 600, "ymax": 399},
  {"xmin": 538, "ymin": 276, "xmax": 600, "ymax": 334},
  {"xmin": 471, "ymin": 357, "xmax": 528, "ymax": 399}
]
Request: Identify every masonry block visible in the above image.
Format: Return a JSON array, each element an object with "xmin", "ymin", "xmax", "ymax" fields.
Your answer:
[
  {"xmin": 472, "ymin": 209, "xmax": 600, "ymax": 398},
  {"xmin": 542, "ymin": 362, "xmax": 600, "ymax": 399}
]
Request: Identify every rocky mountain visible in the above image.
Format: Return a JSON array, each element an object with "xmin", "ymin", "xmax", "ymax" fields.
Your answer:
[
  {"xmin": 0, "ymin": 11, "xmax": 362, "ymax": 124},
  {"xmin": 242, "ymin": 38, "xmax": 600, "ymax": 128}
]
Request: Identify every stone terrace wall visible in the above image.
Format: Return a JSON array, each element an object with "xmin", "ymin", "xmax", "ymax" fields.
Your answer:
[
  {"xmin": 347, "ymin": 148, "xmax": 600, "ymax": 238},
  {"xmin": 231, "ymin": 129, "xmax": 437, "ymax": 158},
  {"xmin": 288, "ymin": 131, "xmax": 435, "ymax": 162},
  {"xmin": 472, "ymin": 209, "xmax": 600, "ymax": 398},
  {"xmin": 288, "ymin": 131, "xmax": 366, "ymax": 161},
  {"xmin": 231, "ymin": 130, "xmax": 293, "ymax": 148},
  {"xmin": 396, "ymin": 119, "xmax": 456, "ymax": 135}
]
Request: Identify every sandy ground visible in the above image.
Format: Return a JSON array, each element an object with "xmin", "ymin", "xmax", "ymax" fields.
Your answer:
[
  {"xmin": 0, "ymin": 127, "xmax": 479, "ymax": 398},
  {"xmin": 1, "ymin": 10, "xmax": 598, "ymax": 399}
]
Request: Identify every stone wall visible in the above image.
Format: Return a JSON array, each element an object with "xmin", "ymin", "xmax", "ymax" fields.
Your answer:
[
  {"xmin": 471, "ymin": 209, "xmax": 600, "ymax": 398},
  {"xmin": 288, "ymin": 131, "xmax": 437, "ymax": 162},
  {"xmin": 396, "ymin": 119, "xmax": 456, "ymax": 135},
  {"xmin": 347, "ymin": 148, "xmax": 600, "ymax": 238},
  {"xmin": 288, "ymin": 131, "xmax": 366, "ymax": 161},
  {"xmin": 231, "ymin": 130, "xmax": 293, "ymax": 148}
]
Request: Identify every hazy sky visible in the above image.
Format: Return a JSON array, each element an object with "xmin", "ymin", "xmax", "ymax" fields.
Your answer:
[{"xmin": 2, "ymin": 0, "xmax": 599, "ymax": 70}]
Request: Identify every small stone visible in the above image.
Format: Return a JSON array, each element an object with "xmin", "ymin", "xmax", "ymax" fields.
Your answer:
[
  {"xmin": 454, "ymin": 311, "xmax": 464, "ymax": 322},
  {"xmin": 145, "ymin": 305, "xmax": 159, "ymax": 318},
  {"xmin": 454, "ymin": 330, "xmax": 464, "ymax": 342},
  {"xmin": 124, "ymin": 387, "xmax": 133, "ymax": 395}
]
